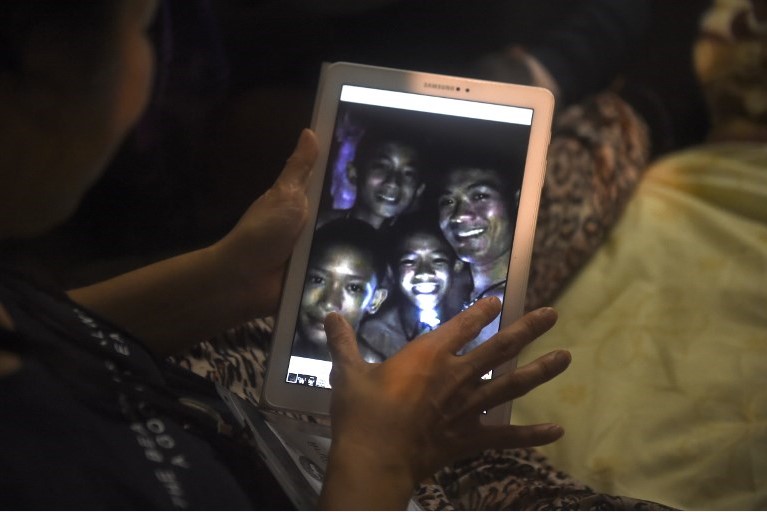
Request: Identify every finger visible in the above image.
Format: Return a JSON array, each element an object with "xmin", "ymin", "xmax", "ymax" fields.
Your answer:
[
  {"xmin": 452, "ymin": 350, "xmax": 571, "ymax": 418},
  {"xmin": 462, "ymin": 307, "xmax": 558, "ymax": 378},
  {"xmin": 277, "ymin": 129, "xmax": 319, "ymax": 187},
  {"xmin": 437, "ymin": 297, "xmax": 503, "ymax": 353},
  {"xmin": 324, "ymin": 312, "xmax": 364, "ymax": 369},
  {"xmin": 468, "ymin": 423, "xmax": 565, "ymax": 453}
]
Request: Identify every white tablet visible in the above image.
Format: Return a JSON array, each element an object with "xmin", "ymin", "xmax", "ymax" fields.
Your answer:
[{"xmin": 263, "ymin": 62, "xmax": 553, "ymax": 424}]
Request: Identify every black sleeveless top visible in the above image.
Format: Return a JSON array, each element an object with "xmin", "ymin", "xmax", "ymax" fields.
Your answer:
[{"xmin": 0, "ymin": 270, "xmax": 293, "ymax": 510}]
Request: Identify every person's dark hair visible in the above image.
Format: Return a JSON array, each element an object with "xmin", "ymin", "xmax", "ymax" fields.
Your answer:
[
  {"xmin": 428, "ymin": 139, "xmax": 523, "ymax": 220},
  {"xmin": 353, "ymin": 120, "xmax": 430, "ymax": 179},
  {"xmin": 0, "ymin": 1, "xmax": 123, "ymax": 81},
  {"xmin": 382, "ymin": 212, "xmax": 456, "ymax": 270},
  {"xmin": 311, "ymin": 218, "xmax": 388, "ymax": 282}
]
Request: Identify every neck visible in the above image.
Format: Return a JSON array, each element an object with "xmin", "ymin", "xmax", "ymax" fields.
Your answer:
[
  {"xmin": 399, "ymin": 301, "xmax": 443, "ymax": 332},
  {"xmin": 351, "ymin": 206, "xmax": 386, "ymax": 229},
  {"xmin": 351, "ymin": 207, "xmax": 385, "ymax": 229},
  {"xmin": 399, "ymin": 302, "xmax": 420, "ymax": 332},
  {"xmin": 470, "ymin": 254, "xmax": 509, "ymax": 299}
]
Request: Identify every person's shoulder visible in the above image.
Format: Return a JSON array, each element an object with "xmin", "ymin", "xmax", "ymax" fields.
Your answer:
[
  {"xmin": 360, "ymin": 306, "xmax": 400, "ymax": 332},
  {"xmin": 359, "ymin": 307, "xmax": 407, "ymax": 358},
  {"xmin": 0, "ymin": 268, "xmax": 162, "ymax": 377},
  {"xmin": 316, "ymin": 208, "xmax": 351, "ymax": 229}
]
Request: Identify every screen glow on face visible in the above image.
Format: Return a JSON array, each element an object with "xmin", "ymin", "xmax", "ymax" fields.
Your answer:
[
  {"xmin": 397, "ymin": 233, "xmax": 453, "ymax": 314},
  {"xmin": 437, "ymin": 168, "xmax": 513, "ymax": 266},
  {"xmin": 286, "ymin": 82, "xmax": 534, "ymax": 389},
  {"xmin": 357, "ymin": 142, "xmax": 422, "ymax": 220},
  {"xmin": 298, "ymin": 244, "xmax": 379, "ymax": 349}
]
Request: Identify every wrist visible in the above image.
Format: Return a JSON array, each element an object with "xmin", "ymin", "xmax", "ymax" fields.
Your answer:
[
  {"xmin": 204, "ymin": 240, "xmax": 262, "ymax": 320},
  {"xmin": 320, "ymin": 438, "xmax": 417, "ymax": 510}
]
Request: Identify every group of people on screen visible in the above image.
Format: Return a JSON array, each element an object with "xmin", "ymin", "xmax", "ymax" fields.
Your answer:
[{"xmin": 292, "ymin": 114, "xmax": 525, "ymax": 362}]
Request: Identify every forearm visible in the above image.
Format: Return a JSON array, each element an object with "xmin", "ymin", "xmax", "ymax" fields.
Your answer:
[
  {"xmin": 67, "ymin": 130, "xmax": 317, "ymax": 357},
  {"xmin": 68, "ymin": 242, "xmax": 268, "ymax": 356}
]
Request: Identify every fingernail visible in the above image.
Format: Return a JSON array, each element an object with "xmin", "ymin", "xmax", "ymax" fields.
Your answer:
[
  {"xmin": 552, "ymin": 350, "xmax": 571, "ymax": 366},
  {"xmin": 547, "ymin": 424, "xmax": 564, "ymax": 436},
  {"xmin": 296, "ymin": 128, "xmax": 312, "ymax": 150},
  {"xmin": 484, "ymin": 296, "xmax": 502, "ymax": 308},
  {"xmin": 537, "ymin": 307, "xmax": 557, "ymax": 321}
]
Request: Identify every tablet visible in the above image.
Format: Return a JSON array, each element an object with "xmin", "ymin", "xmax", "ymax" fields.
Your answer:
[{"xmin": 263, "ymin": 62, "xmax": 553, "ymax": 424}]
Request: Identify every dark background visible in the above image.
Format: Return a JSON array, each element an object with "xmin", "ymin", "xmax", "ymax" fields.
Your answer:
[{"xmin": 0, "ymin": 0, "xmax": 712, "ymax": 289}]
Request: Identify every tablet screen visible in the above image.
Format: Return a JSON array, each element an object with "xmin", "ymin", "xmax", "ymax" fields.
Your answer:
[{"xmin": 286, "ymin": 85, "xmax": 533, "ymax": 389}]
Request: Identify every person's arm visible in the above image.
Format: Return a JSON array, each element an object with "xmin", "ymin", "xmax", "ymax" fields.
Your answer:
[
  {"xmin": 320, "ymin": 299, "xmax": 571, "ymax": 510},
  {"xmin": 68, "ymin": 129, "xmax": 319, "ymax": 357}
]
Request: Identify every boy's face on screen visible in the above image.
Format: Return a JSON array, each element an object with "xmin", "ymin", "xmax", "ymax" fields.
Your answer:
[
  {"xmin": 437, "ymin": 167, "xmax": 513, "ymax": 265},
  {"xmin": 356, "ymin": 142, "xmax": 424, "ymax": 220},
  {"xmin": 298, "ymin": 244, "xmax": 380, "ymax": 348},
  {"xmin": 396, "ymin": 233, "xmax": 455, "ymax": 311}
]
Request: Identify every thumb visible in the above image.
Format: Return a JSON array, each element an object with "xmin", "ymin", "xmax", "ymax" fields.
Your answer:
[
  {"xmin": 277, "ymin": 129, "xmax": 318, "ymax": 188},
  {"xmin": 324, "ymin": 312, "xmax": 363, "ymax": 369},
  {"xmin": 246, "ymin": 129, "xmax": 317, "ymax": 245}
]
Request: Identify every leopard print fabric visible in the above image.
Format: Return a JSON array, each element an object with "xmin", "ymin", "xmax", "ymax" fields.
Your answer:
[
  {"xmin": 526, "ymin": 91, "xmax": 650, "ymax": 311},
  {"xmin": 416, "ymin": 449, "xmax": 672, "ymax": 510},
  {"xmin": 170, "ymin": 317, "xmax": 326, "ymax": 425},
  {"xmin": 173, "ymin": 317, "xmax": 273, "ymax": 405},
  {"xmin": 172, "ymin": 92, "xmax": 664, "ymax": 510},
  {"xmin": 173, "ymin": 318, "xmax": 671, "ymax": 510}
]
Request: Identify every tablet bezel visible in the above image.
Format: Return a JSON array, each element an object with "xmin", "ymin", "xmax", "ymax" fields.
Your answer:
[{"xmin": 262, "ymin": 62, "xmax": 553, "ymax": 424}]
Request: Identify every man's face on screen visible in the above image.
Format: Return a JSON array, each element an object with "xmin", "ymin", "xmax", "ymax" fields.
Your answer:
[
  {"xmin": 396, "ymin": 232, "xmax": 454, "ymax": 311},
  {"xmin": 438, "ymin": 167, "xmax": 513, "ymax": 265},
  {"xmin": 298, "ymin": 244, "xmax": 379, "ymax": 348},
  {"xmin": 357, "ymin": 142, "xmax": 423, "ymax": 220}
]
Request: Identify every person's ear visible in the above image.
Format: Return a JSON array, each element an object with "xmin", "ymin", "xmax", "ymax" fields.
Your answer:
[
  {"xmin": 415, "ymin": 182, "xmax": 426, "ymax": 199},
  {"xmin": 346, "ymin": 163, "xmax": 358, "ymax": 186},
  {"xmin": 367, "ymin": 288, "xmax": 389, "ymax": 314},
  {"xmin": 453, "ymin": 259, "xmax": 465, "ymax": 274}
]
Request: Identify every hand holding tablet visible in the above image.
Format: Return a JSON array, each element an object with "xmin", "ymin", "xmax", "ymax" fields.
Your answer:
[
  {"xmin": 263, "ymin": 62, "xmax": 555, "ymax": 423},
  {"xmin": 319, "ymin": 302, "xmax": 571, "ymax": 510}
]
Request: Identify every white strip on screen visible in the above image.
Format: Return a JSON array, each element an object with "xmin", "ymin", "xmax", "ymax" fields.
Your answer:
[
  {"xmin": 287, "ymin": 357, "xmax": 332, "ymax": 389},
  {"xmin": 339, "ymin": 85, "xmax": 533, "ymax": 125}
]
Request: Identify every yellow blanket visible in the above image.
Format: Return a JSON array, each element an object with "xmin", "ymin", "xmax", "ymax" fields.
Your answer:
[{"xmin": 514, "ymin": 143, "xmax": 767, "ymax": 510}]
